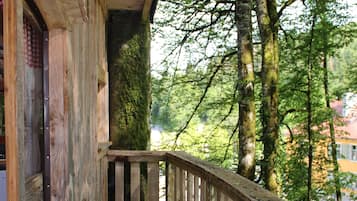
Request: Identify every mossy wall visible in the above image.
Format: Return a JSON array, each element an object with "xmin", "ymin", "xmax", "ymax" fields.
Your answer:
[{"xmin": 108, "ymin": 11, "xmax": 151, "ymax": 150}]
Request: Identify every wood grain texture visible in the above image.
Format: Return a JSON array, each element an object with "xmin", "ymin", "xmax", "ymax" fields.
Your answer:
[
  {"xmin": 166, "ymin": 151, "xmax": 282, "ymax": 201},
  {"xmin": 167, "ymin": 163, "xmax": 175, "ymax": 201},
  {"xmin": 187, "ymin": 172, "xmax": 193, "ymax": 201},
  {"xmin": 194, "ymin": 176, "xmax": 199, "ymax": 201},
  {"xmin": 115, "ymin": 162, "xmax": 124, "ymax": 201},
  {"xmin": 49, "ymin": 28, "xmax": 69, "ymax": 201},
  {"xmin": 147, "ymin": 162, "xmax": 160, "ymax": 201},
  {"xmin": 200, "ymin": 179, "xmax": 206, "ymax": 201},
  {"xmin": 130, "ymin": 162, "xmax": 140, "ymax": 201},
  {"xmin": 4, "ymin": 0, "xmax": 26, "ymax": 200}
]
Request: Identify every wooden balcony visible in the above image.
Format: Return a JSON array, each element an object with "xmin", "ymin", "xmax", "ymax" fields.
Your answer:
[{"xmin": 105, "ymin": 150, "xmax": 282, "ymax": 201}]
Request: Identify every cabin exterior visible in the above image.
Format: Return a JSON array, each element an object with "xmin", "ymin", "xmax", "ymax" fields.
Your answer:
[{"xmin": 1, "ymin": 0, "xmax": 282, "ymax": 200}]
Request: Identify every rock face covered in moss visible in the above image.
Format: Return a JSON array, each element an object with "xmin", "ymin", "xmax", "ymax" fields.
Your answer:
[{"xmin": 108, "ymin": 11, "xmax": 151, "ymax": 150}]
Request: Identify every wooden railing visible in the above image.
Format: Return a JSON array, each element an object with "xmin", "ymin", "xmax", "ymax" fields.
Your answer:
[{"xmin": 106, "ymin": 150, "xmax": 282, "ymax": 201}]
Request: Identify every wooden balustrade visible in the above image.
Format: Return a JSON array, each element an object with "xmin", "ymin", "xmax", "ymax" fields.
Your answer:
[{"xmin": 106, "ymin": 150, "xmax": 282, "ymax": 201}]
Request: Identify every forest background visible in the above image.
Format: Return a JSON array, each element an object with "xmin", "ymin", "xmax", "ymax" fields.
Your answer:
[{"xmin": 149, "ymin": 0, "xmax": 357, "ymax": 200}]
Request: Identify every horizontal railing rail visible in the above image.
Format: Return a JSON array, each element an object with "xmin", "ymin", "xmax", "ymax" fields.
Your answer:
[{"xmin": 106, "ymin": 150, "xmax": 282, "ymax": 201}]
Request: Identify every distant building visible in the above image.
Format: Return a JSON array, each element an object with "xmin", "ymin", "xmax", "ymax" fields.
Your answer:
[{"xmin": 331, "ymin": 93, "xmax": 357, "ymax": 200}]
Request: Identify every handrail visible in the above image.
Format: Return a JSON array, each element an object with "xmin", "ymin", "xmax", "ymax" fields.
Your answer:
[
  {"xmin": 106, "ymin": 150, "xmax": 282, "ymax": 201},
  {"xmin": 166, "ymin": 151, "xmax": 282, "ymax": 201}
]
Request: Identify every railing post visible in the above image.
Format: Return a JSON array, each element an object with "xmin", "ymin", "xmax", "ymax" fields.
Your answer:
[
  {"xmin": 194, "ymin": 176, "xmax": 199, "ymax": 201},
  {"xmin": 147, "ymin": 162, "xmax": 160, "ymax": 201},
  {"xmin": 200, "ymin": 179, "xmax": 206, "ymax": 201},
  {"xmin": 187, "ymin": 173, "xmax": 193, "ymax": 201},
  {"xmin": 175, "ymin": 167, "xmax": 182, "ymax": 201},
  {"xmin": 115, "ymin": 161, "xmax": 124, "ymax": 201},
  {"xmin": 167, "ymin": 162, "xmax": 176, "ymax": 201},
  {"xmin": 101, "ymin": 156, "xmax": 108, "ymax": 201},
  {"xmin": 131, "ymin": 162, "xmax": 140, "ymax": 201}
]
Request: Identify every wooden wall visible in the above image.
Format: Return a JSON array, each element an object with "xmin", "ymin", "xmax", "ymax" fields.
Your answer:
[
  {"xmin": 5, "ymin": 0, "xmax": 109, "ymax": 200},
  {"xmin": 47, "ymin": 0, "xmax": 109, "ymax": 200},
  {"xmin": 4, "ymin": 0, "xmax": 26, "ymax": 200}
]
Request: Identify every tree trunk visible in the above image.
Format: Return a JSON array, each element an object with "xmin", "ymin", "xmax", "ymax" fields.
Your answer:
[
  {"xmin": 306, "ymin": 13, "xmax": 317, "ymax": 201},
  {"xmin": 323, "ymin": 51, "xmax": 342, "ymax": 201},
  {"xmin": 108, "ymin": 11, "xmax": 151, "ymax": 150},
  {"xmin": 256, "ymin": 0, "xmax": 280, "ymax": 193},
  {"xmin": 236, "ymin": 0, "xmax": 256, "ymax": 180},
  {"xmin": 107, "ymin": 11, "xmax": 151, "ymax": 201}
]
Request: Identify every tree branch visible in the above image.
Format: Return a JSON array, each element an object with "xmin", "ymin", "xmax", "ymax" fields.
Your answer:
[{"xmin": 277, "ymin": 0, "xmax": 298, "ymax": 19}]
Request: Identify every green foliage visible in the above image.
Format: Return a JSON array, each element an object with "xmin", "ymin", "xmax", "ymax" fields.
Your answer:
[{"xmin": 151, "ymin": 0, "xmax": 357, "ymax": 199}]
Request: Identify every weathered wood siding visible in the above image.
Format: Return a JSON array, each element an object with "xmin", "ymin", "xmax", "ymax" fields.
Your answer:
[
  {"xmin": 3, "ymin": 0, "xmax": 26, "ymax": 200},
  {"xmin": 35, "ymin": 0, "xmax": 109, "ymax": 200}
]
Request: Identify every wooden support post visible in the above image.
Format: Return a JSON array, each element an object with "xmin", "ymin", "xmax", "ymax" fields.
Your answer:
[
  {"xmin": 101, "ymin": 157, "xmax": 108, "ymax": 201},
  {"xmin": 194, "ymin": 176, "xmax": 199, "ymax": 201},
  {"xmin": 200, "ymin": 179, "xmax": 206, "ymax": 201},
  {"xmin": 142, "ymin": 0, "xmax": 153, "ymax": 21},
  {"xmin": 131, "ymin": 162, "xmax": 140, "ymax": 201},
  {"xmin": 49, "ymin": 29, "xmax": 69, "ymax": 201},
  {"xmin": 167, "ymin": 163, "xmax": 175, "ymax": 201},
  {"xmin": 187, "ymin": 172, "xmax": 193, "ymax": 201},
  {"xmin": 217, "ymin": 189, "xmax": 222, "ymax": 201},
  {"xmin": 176, "ymin": 167, "xmax": 184, "ymax": 201},
  {"xmin": 115, "ymin": 161, "xmax": 124, "ymax": 201},
  {"xmin": 147, "ymin": 162, "xmax": 160, "ymax": 201},
  {"xmin": 4, "ymin": 0, "xmax": 25, "ymax": 200}
]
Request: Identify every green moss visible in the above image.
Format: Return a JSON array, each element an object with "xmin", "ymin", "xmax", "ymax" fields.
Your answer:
[{"xmin": 108, "ymin": 11, "xmax": 151, "ymax": 150}]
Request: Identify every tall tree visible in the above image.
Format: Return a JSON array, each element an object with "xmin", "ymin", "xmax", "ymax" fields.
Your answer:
[
  {"xmin": 108, "ymin": 11, "xmax": 151, "ymax": 150},
  {"xmin": 236, "ymin": 0, "xmax": 256, "ymax": 180},
  {"xmin": 320, "ymin": 3, "xmax": 342, "ymax": 200},
  {"xmin": 306, "ymin": 13, "xmax": 316, "ymax": 200},
  {"xmin": 256, "ymin": 0, "xmax": 280, "ymax": 193}
]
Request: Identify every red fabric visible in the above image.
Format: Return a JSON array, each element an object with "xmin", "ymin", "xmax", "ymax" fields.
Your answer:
[
  {"xmin": 23, "ymin": 16, "xmax": 43, "ymax": 68},
  {"xmin": 0, "ymin": 136, "xmax": 4, "ymax": 144}
]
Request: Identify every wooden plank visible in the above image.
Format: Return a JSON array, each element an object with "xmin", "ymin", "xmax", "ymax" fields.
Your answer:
[
  {"xmin": 33, "ymin": 0, "xmax": 68, "ymax": 29},
  {"xmin": 107, "ymin": 150, "xmax": 166, "ymax": 162},
  {"xmin": 49, "ymin": 28, "xmax": 69, "ymax": 201},
  {"xmin": 142, "ymin": 0, "xmax": 153, "ymax": 21},
  {"xmin": 97, "ymin": 142, "xmax": 111, "ymax": 160},
  {"xmin": 167, "ymin": 163, "xmax": 175, "ymax": 201},
  {"xmin": 217, "ymin": 188, "xmax": 222, "ymax": 201},
  {"xmin": 166, "ymin": 152, "xmax": 282, "ymax": 201},
  {"xmin": 107, "ymin": 0, "xmax": 144, "ymax": 10},
  {"xmin": 147, "ymin": 162, "xmax": 160, "ymax": 201},
  {"xmin": 175, "ymin": 167, "xmax": 182, "ymax": 201},
  {"xmin": 206, "ymin": 182, "xmax": 212, "ymax": 201},
  {"xmin": 187, "ymin": 172, "xmax": 194, "ymax": 201},
  {"xmin": 115, "ymin": 161, "xmax": 124, "ymax": 201},
  {"xmin": 4, "ymin": 0, "xmax": 26, "ymax": 200},
  {"xmin": 194, "ymin": 176, "xmax": 199, "ymax": 201},
  {"xmin": 131, "ymin": 162, "xmax": 140, "ymax": 201},
  {"xmin": 101, "ymin": 157, "xmax": 108, "ymax": 201},
  {"xmin": 200, "ymin": 179, "xmax": 206, "ymax": 201}
]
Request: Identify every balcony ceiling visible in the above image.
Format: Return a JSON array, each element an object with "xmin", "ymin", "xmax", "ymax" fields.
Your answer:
[{"xmin": 107, "ymin": 0, "xmax": 145, "ymax": 10}]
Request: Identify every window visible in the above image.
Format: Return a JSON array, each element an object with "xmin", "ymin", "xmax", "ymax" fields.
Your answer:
[
  {"xmin": 336, "ymin": 144, "xmax": 341, "ymax": 159},
  {"xmin": 352, "ymin": 145, "xmax": 357, "ymax": 161}
]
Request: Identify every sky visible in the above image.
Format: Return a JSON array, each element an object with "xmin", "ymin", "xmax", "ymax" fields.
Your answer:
[{"xmin": 151, "ymin": 0, "xmax": 357, "ymax": 71}]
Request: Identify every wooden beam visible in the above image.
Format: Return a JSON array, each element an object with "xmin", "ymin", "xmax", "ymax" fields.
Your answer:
[
  {"xmin": 33, "ymin": 0, "xmax": 68, "ymax": 29},
  {"xmin": 4, "ymin": 0, "xmax": 26, "ymax": 200},
  {"xmin": 48, "ymin": 29, "xmax": 69, "ymax": 201},
  {"xmin": 107, "ymin": 0, "xmax": 144, "ymax": 10},
  {"xmin": 142, "ymin": 0, "xmax": 153, "ymax": 21}
]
